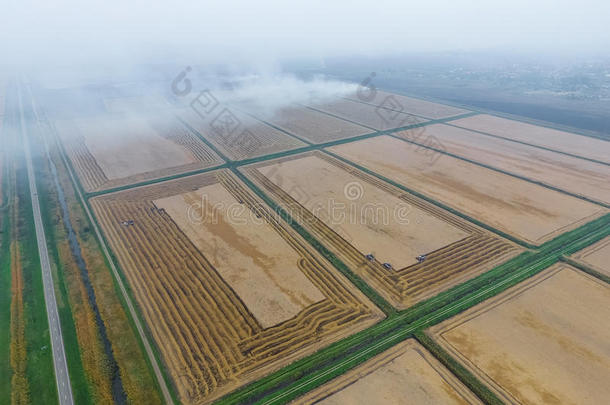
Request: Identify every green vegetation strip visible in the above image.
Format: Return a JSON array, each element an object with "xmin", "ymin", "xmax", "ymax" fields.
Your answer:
[
  {"xmin": 16, "ymin": 129, "xmax": 59, "ymax": 405},
  {"xmin": 217, "ymin": 214, "xmax": 609, "ymax": 404},
  {"xmin": 34, "ymin": 135, "xmax": 94, "ymax": 404},
  {"xmin": 413, "ymin": 331, "xmax": 503, "ymax": 405},
  {"xmin": 0, "ymin": 87, "xmax": 13, "ymax": 404}
]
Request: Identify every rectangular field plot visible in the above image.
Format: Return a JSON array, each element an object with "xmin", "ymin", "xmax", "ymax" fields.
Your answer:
[
  {"xmin": 103, "ymin": 95, "xmax": 173, "ymax": 114},
  {"xmin": 570, "ymin": 236, "xmax": 610, "ymax": 277},
  {"xmin": 243, "ymin": 152, "xmax": 522, "ymax": 309},
  {"xmin": 395, "ymin": 124, "xmax": 610, "ymax": 205},
  {"xmin": 90, "ymin": 170, "xmax": 383, "ymax": 404},
  {"xmin": 260, "ymin": 104, "xmax": 371, "ymax": 143},
  {"xmin": 428, "ymin": 264, "xmax": 610, "ymax": 405},
  {"xmin": 295, "ymin": 339, "xmax": 482, "ymax": 405},
  {"xmin": 451, "ymin": 114, "xmax": 610, "ymax": 164},
  {"xmin": 178, "ymin": 107, "xmax": 306, "ymax": 161},
  {"xmin": 328, "ymin": 136, "xmax": 607, "ymax": 246},
  {"xmin": 345, "ymin": 90, "xmax": 469, "ymax": 119},
  {"xmin": 55, "ymin": 114, "xmax": 224, "ymax": 193},
  {"xmin": 308, "ymin": 98, "xmax": 427, "ymax": 131}
]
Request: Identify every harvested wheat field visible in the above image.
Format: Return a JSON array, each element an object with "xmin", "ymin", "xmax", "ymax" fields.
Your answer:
[
  {"xmin": 345, "ymin": 90, "xmax": 469, "ymax": 119},
  {"xmin": 262, "ymin": 104, "xmax": 371, "ymax": 143},
  {"xmin": 309, "ymin": 98, "xmax": 427, "ymax": 131},
  {"xmin": 328, "ymin": 136, "xmax": 607, "ymax": 246},
  {"xmin": 570, "ymin": 236, "xmax": 610, "ymax": 277},
  {"xmin": 394, "ymin": 123, "xmax": 610, "ymax": 205},
  {"xmin": 428, "ymin": 264, "xmax": 610, "ymax": 405},
  {"xmin": 103, "ymin": 95, "xmax": 172, "ymax": 114},
  {"xmin": 451, "ymin": 114, "xmax": 610, "ymax": 164},
  {"xmin": 178, "ymin": 107, "xmax": 305, "ymax": 160},
  {"xmin": 54, "ymin": 113, "xmax": 223, "ymax": 192},
  {"xmin": 294, "ymin": 339, "xmax": 482, "ymax": 405},
  {"xmin": 243, "ymin": 152, "xmax": 522, "ymax": 309},
  {"xmin": 89, "ymin": 170, "xmax": 384, "ymax": 404}
]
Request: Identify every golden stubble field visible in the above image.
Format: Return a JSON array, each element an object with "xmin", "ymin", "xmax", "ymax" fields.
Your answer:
[
  {"xmin": 345, "ymin": 90, "xmax": 469, "ymax": 119},
  {"xmin": 90, "ymin": 169, "xmax": 384, "ymax": 404},
  {"xmin": 55, "ymin": 113, "xmax": 224, "ymax": 192},
  {"xmin": 395, "ymin": 123, "xmax": 610, "ymax": 205},
  {"xmin": 570, "ymin": 236, "xmax": 610, "ymax": 277},
  {"xmin": 294, "ymin": 339, "xmax": 482, "ymax": 405},
  {"xmin": 328, "ymin": 135, "xmax": 607, "ymax": 246},
  {"xmin": 243, "ymin": 151, "xmax": 522, "ymax": 309},
  {"xmin": 178, "ymin": 107, "xmax": 306, "ymax": 160},
  {"xmin": 428, "ymin": 264, "xmax": 610, "ymax": 405},
  {"xmin": 262, "ymin": 104, "xmax": 371, "ymax": 143},
  {"xmin": 451, "ymin": 114, "xmax": 610, "ymax": 164},
  {"xmin": 309, "ymin": 98, "xmax": 427, "ymax": 131}
]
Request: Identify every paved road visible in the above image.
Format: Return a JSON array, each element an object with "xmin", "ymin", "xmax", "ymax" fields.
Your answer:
[
  {"xmin": 26, "ymin": 83, "xmax": 175, "ymax": 404},
  {"xmin": 17, "ymin": 82, "xmax": 75, "ymax": 405}
]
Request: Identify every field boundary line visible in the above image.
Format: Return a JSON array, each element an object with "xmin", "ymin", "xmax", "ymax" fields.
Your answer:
[
  {"xmin": 384, "ymin": 130, "xmax": 610, "ymax": 209},
  {"xmin": 559, "ymin": 256, "xmax": 610, "ymax": 284},
  {"xmin": 322, "ymin": 149, "xmax": 536, "ymax": 249},
  {"xmin": 218, "ymin": 214, "xmax": 609, "ymax": 404},
  {"xmin": 370, "ymin": 85, "xmax": 610, "ymax": 142},
  {"xmin": 443, "ymin": 121, "xmax": 610, "ymax": 167}
]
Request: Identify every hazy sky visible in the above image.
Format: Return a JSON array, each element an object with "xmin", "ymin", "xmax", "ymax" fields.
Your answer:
[{"xmin": 2, "ymin": 0, "xmax": 609, "ymax": 69}]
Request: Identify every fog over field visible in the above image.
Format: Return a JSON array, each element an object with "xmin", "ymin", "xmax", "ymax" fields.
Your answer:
[{"xmin": 2, "ymin": 1, "xmax": 609, "ymax": 131}]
